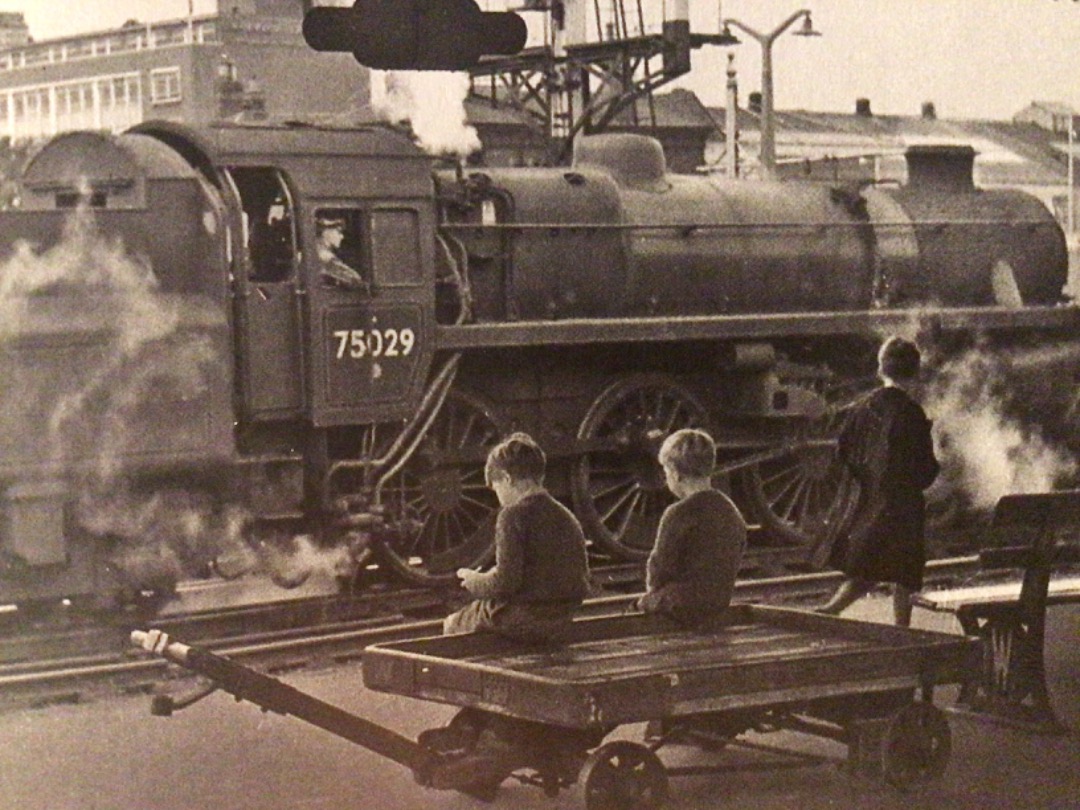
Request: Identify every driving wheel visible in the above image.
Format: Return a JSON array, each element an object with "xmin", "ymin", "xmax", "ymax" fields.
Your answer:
[
  {"xmin": 572, "ymin": 375, "xmax": 708, "ymax": 560},
  {"xmin": 375, "ymin": 388, "xmax": 504, "ymax": 585},
  {"xmin": 737, "ymin": 370, "xmax": 872, "ymax": 551}
]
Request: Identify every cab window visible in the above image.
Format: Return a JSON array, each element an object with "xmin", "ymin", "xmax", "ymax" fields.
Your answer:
[{"xmin": 371, "ymin": 208, "xmax": 420, "ymax": 285}]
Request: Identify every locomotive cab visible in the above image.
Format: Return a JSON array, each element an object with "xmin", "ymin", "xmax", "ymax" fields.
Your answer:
[{"xmin": 131, "ymin": 121, "xmax": 439, "ymax": 429}]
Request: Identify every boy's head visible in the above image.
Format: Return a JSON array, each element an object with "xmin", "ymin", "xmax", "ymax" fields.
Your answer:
[
  {"xmin": 658, "ymin": 428, "xmax": 716, "ymax": 481},
  {"xmin": 485, "ymin": 432, "xmax": 546, "ymax": 488},
  {"xmin": 878, "ymin": 336, "xmax": 921, "ymax": 382}
]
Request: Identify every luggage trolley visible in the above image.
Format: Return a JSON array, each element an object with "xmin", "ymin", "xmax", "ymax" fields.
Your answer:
[{"xmin": 132, "ymin": 604, "xmax": 978, "ymax": 808}]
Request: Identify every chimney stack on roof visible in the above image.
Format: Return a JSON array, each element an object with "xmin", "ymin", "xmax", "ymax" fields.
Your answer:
[
  {"xmin": 855, "ymin": 98, "xmax": 872, "ymax": 117},
  {"xmin": 0, "ymin": 12, "xmax": 30, "ymax": 49},
  {"xmin": 921, "ymin": 101, "xmax": 937, "ymax": 120}
]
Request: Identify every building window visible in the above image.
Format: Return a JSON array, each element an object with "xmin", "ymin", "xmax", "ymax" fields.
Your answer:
[
  {"xmin": 155, "ymin": 28, "xmax": 185, "ymax": 46},
  {"xmin": 65, "ymin": 40, "xmax": 94, "ymax": 60},
  {"xmin": 150, "ymin": 67, "xmax": 181, "ymax": 105}
]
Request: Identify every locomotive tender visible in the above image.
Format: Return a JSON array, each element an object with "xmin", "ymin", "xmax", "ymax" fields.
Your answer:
[{"xmin": 0, "ymin": 119, "xmax": 1076, "ymax": 607}]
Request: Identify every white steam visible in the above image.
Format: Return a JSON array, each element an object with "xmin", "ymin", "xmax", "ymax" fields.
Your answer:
[
  {"xmin": 0, "ymin": 207, "xmax": 178, "ymax": 350},
  {"xmin": 257, "ymin": 534, "xmax": 359, "ymax": 589},
  {"xmin": 372, "ymin": 70, "xmax": 481, "ymax": 157},
  {"xmin": 0, "ymin": 206, "xmax": 183, "ymax": 478},
  {"xmin": 77, "ymin": 488, "xmax": 252, "ymax": 591},
  {"xmin": 925, "ymin": 348, "xmax": 1077, "ymax": 511},
  {"xmin": 0, "ymin": 205, "xmax": 240, "ymax": 591}
]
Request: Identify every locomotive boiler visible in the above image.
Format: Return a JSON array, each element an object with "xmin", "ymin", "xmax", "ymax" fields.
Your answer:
[{"xmin": 0, "ymin": 120, "xmax": 1076, "ymax": 609}]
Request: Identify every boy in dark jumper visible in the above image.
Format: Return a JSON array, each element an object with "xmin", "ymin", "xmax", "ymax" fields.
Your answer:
[
  {"xmin": 817, "ymin": 336, "xmax": 939, "ymax": 626},
  {"xmin": 426, "ymin": 433, "xmax": 590, "ymax": 796},
  {"xmin": 638, "ymin": 428, "xmax": 747, "ymax": 625},
  {"xmin": 443, "ymin": 431, "xmax": 590, "ymax": 641}
]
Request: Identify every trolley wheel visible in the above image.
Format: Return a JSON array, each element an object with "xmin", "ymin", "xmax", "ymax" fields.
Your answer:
[
  {"xmin": 880, "ymin": 703, "xmax": 951, "ymax": 790},
  {"xmin": 572, "ymin": 375, "xmax": 708, "ymax": 561},
  {"xmin": 580, "ymin": 741, "xmax": 668, "ymax": 810},
  {"xmin": 375, "ymin": 388, "xmax": 504, "ymax": 585}
]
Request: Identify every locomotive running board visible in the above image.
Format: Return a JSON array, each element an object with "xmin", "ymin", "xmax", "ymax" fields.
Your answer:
[{"xmin": 435, "ymin": 306, "xmax": 1080, "ymax": 350}]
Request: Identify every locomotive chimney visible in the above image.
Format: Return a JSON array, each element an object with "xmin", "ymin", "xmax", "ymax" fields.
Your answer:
[
  {"xmin": 855, "ymin": 98, "xmax": 872, "ymax": 117},
  {"xmin": 904, "ymin": 144, "xmax": 976, "ymax": 193},
  {"xmin": 921, "ymin": 101, "xmax": 937, "ymax": 120}
]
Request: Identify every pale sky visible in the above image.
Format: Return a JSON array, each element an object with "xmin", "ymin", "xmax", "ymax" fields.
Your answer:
[{"xmin": 1, "ymin": 0, "xmax": 1078, "ymax": 120}]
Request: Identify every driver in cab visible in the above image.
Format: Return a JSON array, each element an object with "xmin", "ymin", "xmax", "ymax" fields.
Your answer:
[{"xmin": 316, "ymin": 214, "xmax": 366, "ymax": 291}]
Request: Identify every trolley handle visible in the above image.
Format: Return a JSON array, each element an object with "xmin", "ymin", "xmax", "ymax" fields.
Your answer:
[
  {"xmin": 131, "ymin": 629, "xmax": 191, "ymax": 665},
  {"xmin": 129, "ymin": 628, "xmax": 434, "ymax": 774}
]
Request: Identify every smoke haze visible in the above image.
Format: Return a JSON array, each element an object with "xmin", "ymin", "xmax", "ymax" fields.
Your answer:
[
  {"xmin": 925, "ymin": 348, "xmax": 1077, "ymax": 512},
  {"xmin": 372, "ymin": 70, "xmax": 481, "ymax": 157},
  {"xmin": 0, "ymin": 206, "xmax": 243, "ymax": 592}
]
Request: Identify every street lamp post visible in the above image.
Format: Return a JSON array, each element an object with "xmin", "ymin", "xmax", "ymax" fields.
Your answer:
[
  {"xmin": 720, "ymin": 9, "xmax": 820, "ymax": 179},
  {"xmin": 1069, "ymin": 119, "xmax": 1075, "ymax": 237}
]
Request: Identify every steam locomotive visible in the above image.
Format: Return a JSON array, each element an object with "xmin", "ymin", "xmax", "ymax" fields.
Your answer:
[{"xmin": 1, "ymin": 119, "xmax": 1077, "ymax": 609}]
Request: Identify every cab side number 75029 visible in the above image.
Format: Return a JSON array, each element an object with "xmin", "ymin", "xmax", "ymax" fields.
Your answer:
[{"xmin": 333, "ymin": 327, "xmax": 416, "ymax": 360}]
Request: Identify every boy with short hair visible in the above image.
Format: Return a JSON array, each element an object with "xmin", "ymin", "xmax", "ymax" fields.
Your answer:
[
  {"xmin": 443, "ymin": 431, "xmax": 590, "ymax": 641},
  {"xmin": 637, "ymin": 428, "xmax": 747, "ymax": 625},
  {"xmin": 817, "ymin": 336, "xmax": 939, "ymax": 626},
  {"xmin": 428, "ymin": 433, "xmax": 590, "ymax": 796}
]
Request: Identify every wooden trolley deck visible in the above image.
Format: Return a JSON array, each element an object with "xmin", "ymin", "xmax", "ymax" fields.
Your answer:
[
  {"xmin": 132, "ymin": 606, "xmax": 980, "ymax": 807},
  {"xmin": 363, "ymin": 604, "xmax": 977, "ymax": 729}
]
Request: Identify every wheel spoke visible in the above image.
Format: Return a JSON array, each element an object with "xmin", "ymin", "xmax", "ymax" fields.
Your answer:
[
  {"xmin": 601, "ymin": 483, "xmax": 641, "ymax": 525},
  {"xmin": 458, "ymin": 492, "xmax": 495, "ymax": 513},
  {"xmin": 611, "ymin": 489, "xmax": 644, "ymax": 536},
  {"xmin": 761, "ymin": 462, "xmax": 803, "ymax": 489},
  {"xmin": 573, "ymin": 377, "xmax": 706, "ymax": 561},
  {"xmin": 591, "ymin": 475, "xmax": 638, "ymax": 503},
  {"xmin": 779, "ymin": 476, "xmax": 811, "ymax": 522},
  {"xmin": 455, "ymin": 410, "xmax": 479, "ymax": 449},
  {"xmin": 765, "ymin": 467, "xmax": 804, "ymax": 511},
  {"xmin": 377, "ymin": 390, "xmax": 502, "ymax": 583}
]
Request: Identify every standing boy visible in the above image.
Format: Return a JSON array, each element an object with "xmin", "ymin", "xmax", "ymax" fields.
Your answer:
[
  {"xmin": 444, "ymin": 432, "xmax": 590, "ymax": 642},
  {"xmin": 817, "ymin": 336, "xmax": 939, "ymax": 626},
  {"xmin": 638, "ymin": 428, "xmax": 747, "ymax": 625}
]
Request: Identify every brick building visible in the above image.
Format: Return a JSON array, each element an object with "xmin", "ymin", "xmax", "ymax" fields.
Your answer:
[{"xmin": 0, "ymin": 0, "xmax": 365, "ymax": 143}]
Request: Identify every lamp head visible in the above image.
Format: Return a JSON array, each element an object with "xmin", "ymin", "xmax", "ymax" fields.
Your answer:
[
  {"xmin": 716, "ymin": 22, "xmax": 741, "ymax": 46},
  {"xmin": 793, "ymin": 12, "xmax": 821, "ymax": 37}
]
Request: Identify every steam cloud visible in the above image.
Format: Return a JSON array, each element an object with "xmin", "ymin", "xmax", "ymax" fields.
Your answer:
[
  {"xmin": 0, "ymin": 205, "xmax": 182, "ymax": 473},
  {"xmin": 373, "ymin": 70, "xmax": 481, "ymax": 157},
  {"xmin": 0, "ymin": 202, "xmax": 364, "ymax": 597},
  {"xmin": 924, "ymin": 347, "xmax": 1077, "ymax": 512},
  {"xmin": 0, "ymin": 204, "xmax": 247, "ymax": 594}
]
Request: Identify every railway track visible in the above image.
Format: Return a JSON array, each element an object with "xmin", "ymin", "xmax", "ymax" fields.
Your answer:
[
  {"xmin": 0, "ymin": 545, "xmax": 807, "ymax": 667},
  {"xmin": 0, "ymin": 555, "xmax": 978, "ymax": 715}
]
